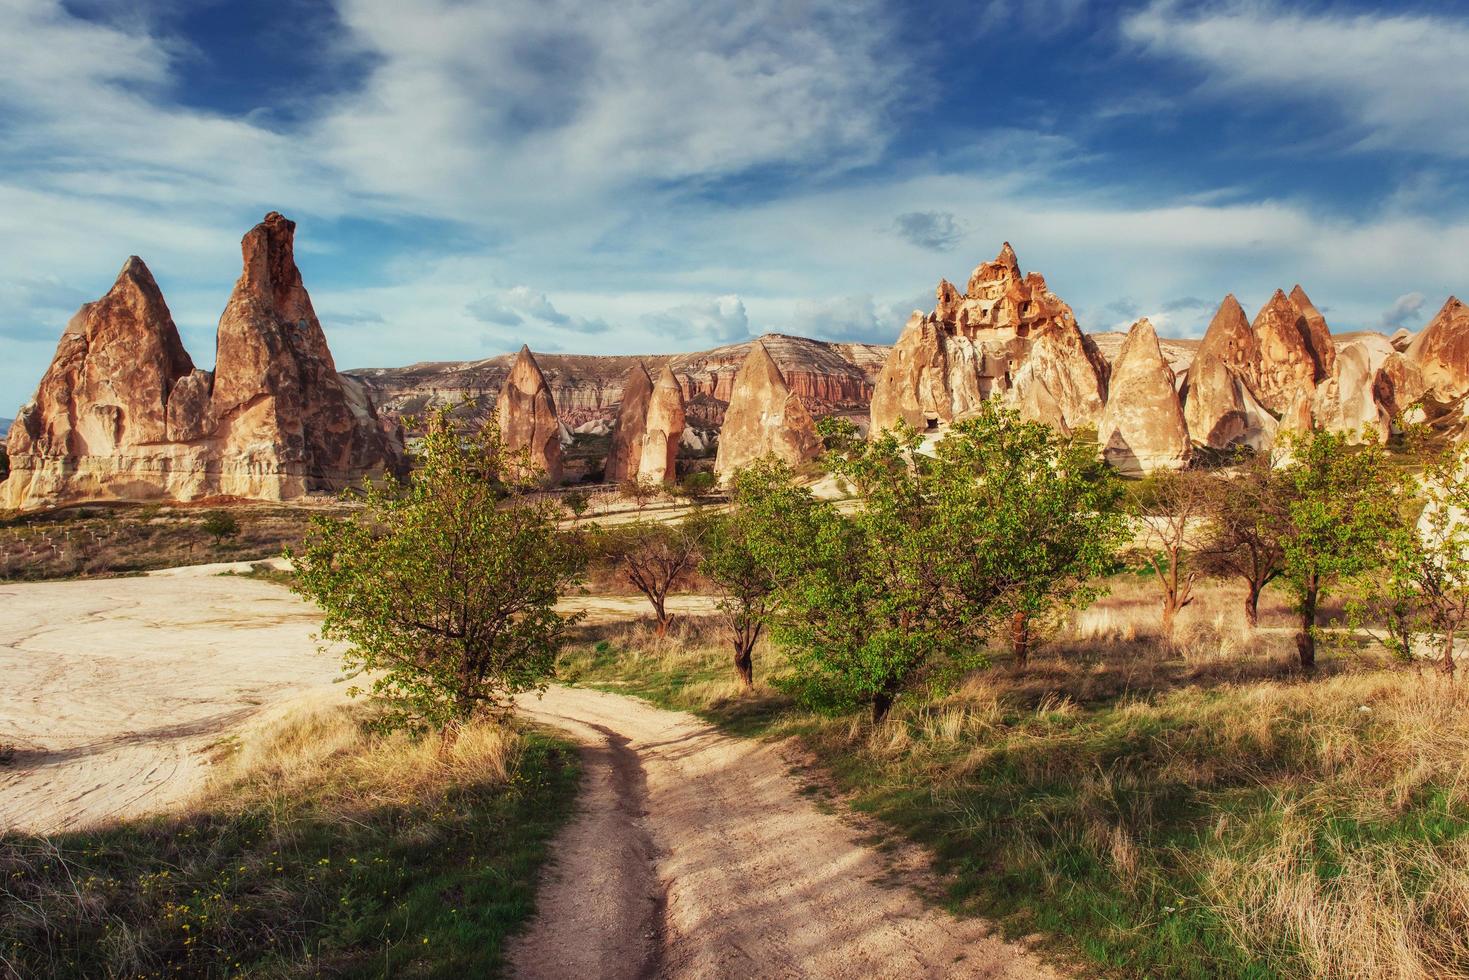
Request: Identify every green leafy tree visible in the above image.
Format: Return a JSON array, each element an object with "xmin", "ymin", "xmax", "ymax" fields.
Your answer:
[
  {"xmin": 747, "ymin": 405, "xmax": 1123, "ymax": 721},
  {"xmin": 923, "ymin": 406, "xmax": 1125, "ymax": 664},
  {"xmin": 674, "ymin": 470, "xmax": 718, "ymax": 503},
  {"xmin": 562, "ymin": 489, "xmax": 592, "ymax": 526},
  {"xmin": 699, "ymin": 478, "xmax": 780, "ymax": 687},
  {"xmin": 619, "ymin": 479, "xmax": 660, "ymax": 512},
  {"xmin": 201, "ymin": 510, "xmax": 240, "ymax": 545},
  {"xmin": 1382, "ymin": 443, "xmax": 1469, "ymax": 674},
  {"xmin": 1278, "ymin": 428, "xmax": 1406, "ymax": 671},
  {"xmin": 291, "ymin": 407, "xmax": 584, "ymax": 735}
]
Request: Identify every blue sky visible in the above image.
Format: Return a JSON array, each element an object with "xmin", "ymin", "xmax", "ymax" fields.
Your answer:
[{"xmin": 4, "ymin": 0, "xmax": 1469, "ymax": 412}]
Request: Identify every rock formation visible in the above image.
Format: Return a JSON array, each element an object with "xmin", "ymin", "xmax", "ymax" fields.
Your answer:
[
  {"xmin": 603, "ymin": 361, "xmax": 685, "ymax": 484},
  {"xmin": 355, "ymin": 334, "xmax": 886, "ymax": 437},
  {"xmin": 1311, "ymin": 342, "xmax": 1389, "ymax": 442},
  {"xmin": 1180, "ymin": 295, "xmax": 1276, "ymax": 451},
  {"xmin": 498, "ymin": 346, "xmax": 563, "ymax": 485},
  {"xmin": 1097, "ymin": 318, "xmax": 1191, "ymax": 474},
  {"xmin": 869, "ymin": 244, "xmax": 1108, "ymax": 436},
  {"xmin": 1375, "ymin": 351, "xmax": 1426, "ymax": 422},
  {"xmin": 1252, "ymin": 289, "xmax": 1330, "ymax": 414},
  {"xmin": 1289, "ymin": 285, "xmax": 1337, "ymax": 378},
  {"xmin": 3, "ymin": 214, "xmax": 402, "ymax": 510},
  {"xmin": 1405, "ymin": 297, "xmax": 1469, "ymax": 405},
  {"xmin": 604, "ymin": 363, "xmax": 654, "ymax": 483},
  {"xmin": 638, "ymin": 364, "xmax": 686, "ymax": 484},
  {"xmin": 714, "ymin": 341, "xmax": 822, "ymax": 480}
]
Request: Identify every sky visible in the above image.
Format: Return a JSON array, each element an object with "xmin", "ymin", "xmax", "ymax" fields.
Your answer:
[{"xmin": 3, "ymin": 0, "xmax": 1469, "ymax": 412}]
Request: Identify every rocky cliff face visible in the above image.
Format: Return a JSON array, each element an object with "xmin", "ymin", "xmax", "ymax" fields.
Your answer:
[
  {"xmin": 604, "ymin": 363, "xmax": 654, "ymax": 483},
  {"xmin": 1180, "ymin": 296, "xmax": 1275, "ymax": 451},
  {"xmin": 1098, "ymin": 318, "xmax": 1191, "ymax": 474},
  {"xmin": 868, "ymin": 244, "xmax": 1108, "ymax": 436},
  {"xmin": 354, "ymin": 334, "xmax": 886, "ymax": 437},
  {"xmin": 638, "ymin": 365, "xmax": 686, "ymax": 484},
  {"xmin": 714, "ymin": 342, "xmax": 822, "ymax": 479},
  {"xmin": 1405, "ymin": 297, "xmax": 1469, "ymax": 405},
  {"xmin": 498, "ymin": 346, "xmax": 563, "ymax": 486},
  {"xmin": 2, "ymin": 214, "xmax": 402, "ymax": 510}
]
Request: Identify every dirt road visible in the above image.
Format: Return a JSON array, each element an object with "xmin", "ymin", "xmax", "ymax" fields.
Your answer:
[{"xmin": 510, "ymin": 685, "xmax": 1060, "ymax": 979}]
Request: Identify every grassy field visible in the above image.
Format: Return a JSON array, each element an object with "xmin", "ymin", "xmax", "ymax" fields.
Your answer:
[
  {"xmin": 0, "ymin": 703, "xmax": 577, "ymax": 978},
  {"xmin": 558, "ymin": 577, "xmax": 1469, "ymax": 979}
]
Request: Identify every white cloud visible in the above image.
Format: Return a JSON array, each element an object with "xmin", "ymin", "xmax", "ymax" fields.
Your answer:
[
  {"xmin": 1380, "ymin": 292, "xmax": 1427, "ymax": 329},
  {"xmin": 643, "ymin": 295, "xmax": 751, "ymax": 344},
  {"xmin": 1123, "ymin": 2, "xmax": 1469, "ymax": 157}
]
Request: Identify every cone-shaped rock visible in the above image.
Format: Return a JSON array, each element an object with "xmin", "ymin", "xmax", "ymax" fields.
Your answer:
[
  {"xmin": 4, "ymin": 215, "xmax": 404, "ymax": 510},
  {"xmin": 870, "ymin": 243, "xmax": 1107, "ymax": 435},
  {"xmin": 1310, "ymin": 342, "xmax": 1388, "ymax": 443},
  {"xmin": 1181, "ymin": 295, "xmax": 1275, "ymax": 450},
  {"xmin": 604, "ymin": 362, "xmax": 653, "ymax": 483},
  {"xmin": 1405, "ymin": 297, "xmax": 1469, "ymax": 403},
  {"xmin": 499, "ymin": 346, "xmax": 563, "ymax": 485},
  {"xmin": 210, "ymin": 211, "xmax": 402, "ymax": 498},
  {"xmin": 1098, "ymin": 318, "xmax": 1190, "ymax": 474},
  {"xmin": 715, "ymin": 341, "xmax": 822, "ymax": 480},
  {"xmin": 1288, "ymin": 285, "xmax": 1336, "ymax": 379},
  {"xmin": 3, "ymin": 257, "xmax": 196, "ymax": 508},
  {"xmin": 1252, "ymin": 289, "xmax": 1321, "ymax": 413},
  {"xmin": 638, "ymin": 364, "xmax": 686, "ymax": 485}
]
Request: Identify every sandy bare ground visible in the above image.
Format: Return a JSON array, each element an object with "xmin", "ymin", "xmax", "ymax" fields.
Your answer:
[
  {"xmin": 510, "ymin": 685, "xmax": 1061, "ymax": 980},
  {"xmin": 0, "ymin": 561, "xmax": 345, "ymax": 834}
]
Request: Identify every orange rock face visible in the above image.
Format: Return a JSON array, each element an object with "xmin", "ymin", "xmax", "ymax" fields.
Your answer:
[
  {"xmin": 1181, "ymin": 295, "xmax": 1276, "ymax": 451},
  {"xmin": 869, "ymin": 243, "xmax": 1107, "ymax": 436},
  {"xmin": 1311, "ymin": 342, "xmax": 1389, "ymax": 442},
  {"xmin": 714, "ymin": 342, "xmax": 822, "ymax": 480},
  {"xmin": 3, "ymin": 215, "xmax": 402, "ymax": 510},
  {"xmin": 1405, "ymin": 297, "xmax": 1469, "ymax": 404},
  {"xmin": 1097, "ymin": 318, "xmax": 1190, "ymax": 474},
  {"xmin": 638, "ymin": 364, "xmax": 686, "ymax": 484},
  {"xmin": 1251, "ymin": 289, "xmax": 1331, "ymax": 414},
  {"xmin": 604, "ymin": 363, "xmax": 654, "ymax": 483},
  {"xmin": 498, "ymin": 346, "xmax": 563, "ymax": 485}
]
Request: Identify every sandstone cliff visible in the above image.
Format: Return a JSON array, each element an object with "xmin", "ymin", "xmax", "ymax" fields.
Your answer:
[
  {"xmin": 1179, "ymin": 295, "xmax": 1275, "ymax": 451},
  {"xmin": 498, "ymin": 346, "xmax": 563, "ymax": 486},
  {"xmin": 637, "ymin": 364, "xmax": 686, "ymax": 484},
  {"xmin": 354, "ymin": 333, "xmax": 886, "ymax": 437},
  {"xmin": 714, "ymin": 342, "xmax": 822, "ymax": 480},
  {"xmin": 1098, "ymin": 318, "xmax": 1191, "ymax": 474},
  {"xmin": 3, "ymin": 214, "xmax": 402, "ymax": 510},
  {"xmin": 604, "ymin": 363, "xmax": 654, "ymax": 483},
  {"xmin": 868, "ymin": 244, "xmax": 1108, "ymax": 437}
]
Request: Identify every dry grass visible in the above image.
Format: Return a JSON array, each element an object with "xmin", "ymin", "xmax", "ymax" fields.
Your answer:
[
  {"xmin": 562, "ymin": 576, "xmax": 1469, "ymax": 978},
  {"xmin": 0, "ymin": 702, "xmax": 577, "ymax": 977}
]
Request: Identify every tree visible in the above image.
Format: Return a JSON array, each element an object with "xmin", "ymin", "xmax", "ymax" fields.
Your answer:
[
  {"xmin": 674, "ymin": 470, "xmax": 718, "ymax": 503},
  {"xmin": 748, "ymin": 405, "xmax": 1123, "ymax": 721},
  {"xmin": 291, "ymin": 407, "xmax": 584, "ymax": 735},
  {"xmin": 1277, "ymin": 428, "xmax": 1406, "ymax": 671},
  {"xmin": 201, "ymin": 510, "xmax": 240, "ymax": 545},
  {"xmin": 1196, "ymin": 455, "xmax": 1288, "ymax": 628},
  {"xmin": 1130, "ymin": 469, "xmax": 1213, "ymax": 640},
  {"xmin": 562, "ymin": 489, "xmax": 591, "ymax": 526},
  {"xmin": 619, "ymin": 479, "xmax": 660, "ymax": 512},
  {"xmin": 923, "ymin": 406, "xmax": 1125, "ymax": 665},
  {"xmin": 699, "ymin": 475, "xmax": 780, "ymax": 687},
  {"xmin": 1382, "ymin": 443, "xmax": 1469, "ymax": 675},
  {"xmin": 595, "ymin": 520, "xmax": 704, "ymax": 637}
]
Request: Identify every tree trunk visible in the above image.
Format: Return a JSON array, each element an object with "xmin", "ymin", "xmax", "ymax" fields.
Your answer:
[
  {"xmin": 1161, "ymin": 597, "xmax": 1177, "ymax": 641},
  {"xmin": 733, "ymin": 640, "xmax": 754, "ymax": 688},
  {"xmin": 1297, "ymin": 581, "xmax": 1318, "ymax": 672},
  {"xmin": 1440, "ymin": 630, "xmax": 1457, "ymax": 676},
  {"xmin": 652, "ymin": 595, "xmax": 671, "ymax": 637},
  {"xmin": 872, "ymin": 687, "xmax": 896, "ymax": 723},
  {"xmin": 1245, "ymin": 583, "xmax": 1261, "ymax": 629},
  {"xmin": 1010, "ymin": 611, "xmax": 1030, "ymax": 666}
]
